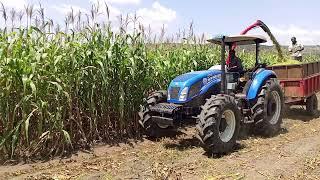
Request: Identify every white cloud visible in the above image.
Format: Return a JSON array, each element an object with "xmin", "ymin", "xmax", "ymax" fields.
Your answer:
[
  {"xmin": 105, "ymin": 0, "xmax": 140, "ymax": 5},
  {"xmin": 243, "ymin": 24, "xmax": 320, "ymax": 45},
  {"xmin": 104, "ymin": 4, "xmax": 122, "ymax": 20},
  {"xmin": 0, "ymin": 0, "xmax": 28, "ymax": 9},
  {"xmin": 53, "ymin": 3, "xmax": 121, "ymax": 21},
  {"xmin": 269, "ymin": 25, "xmax": 320, "ymax": 45},
  {"xmin": 90, "ymin": 0, "xmax": 140, "ymax": 5},
  {"xmin": 49, "ymin": 1, "xmax": 178, "ymax": 37},
  {"xmin": 135, "ymin": 1, "xmax": 176, "ymax": 32},
  {"xmin": 53, "ymin": 4, "xmax": 89, "ymax": 15}
]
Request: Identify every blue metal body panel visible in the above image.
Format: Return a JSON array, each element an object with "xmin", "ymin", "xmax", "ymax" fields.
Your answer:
[
  {"xmin": 247, "ymin": 69, "xmax": 277, "ymax": 100},
  {"xmin": 167, "ymin": 67, "xmax": 278, "ymax": 103},
  {"xmin": 167, "ymin": 70, "xmax": 221, "ymax": 104}
]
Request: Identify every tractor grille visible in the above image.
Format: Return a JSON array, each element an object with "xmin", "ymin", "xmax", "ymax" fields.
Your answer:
[
  {"xmin": 150, "ymin": 103, "xmax": 182, "ymax": 114},
  {"xmin": 170, "ymin": 87, "xmax": 180, "ymax": 99}
]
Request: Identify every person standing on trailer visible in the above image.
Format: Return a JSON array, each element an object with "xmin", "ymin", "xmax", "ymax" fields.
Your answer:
[{"xmin": 288, "ymin": 37, "xmax": 304, "ymax": 61}]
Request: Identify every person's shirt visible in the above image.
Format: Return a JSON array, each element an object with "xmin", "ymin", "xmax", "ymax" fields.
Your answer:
[
  {"xmin": 288, "ymin": 42, "xmax": 304, "ymax": 57},
  {"xmin": 228, "ymin": 56, "xmax": 243, "ymax": 73}
]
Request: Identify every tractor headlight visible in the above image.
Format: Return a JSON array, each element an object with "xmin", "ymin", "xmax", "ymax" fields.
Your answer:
[
  {"xmin": 167, "ymin": 89, "xmax": 171, "ymax": 100},
  {"xmin": 179, "ymin": 87, "xmax": 189, "ymax": 101}
]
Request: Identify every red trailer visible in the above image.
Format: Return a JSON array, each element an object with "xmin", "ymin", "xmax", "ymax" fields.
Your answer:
[{"xmin": 268, "ymin": 62, "xmax": 320, "ymax": 115}]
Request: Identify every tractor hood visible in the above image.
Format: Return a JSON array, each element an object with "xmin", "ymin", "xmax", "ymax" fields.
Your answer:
[{"xmin": 167, "ymin": 70, "xmax": 221, "ymax": 103}]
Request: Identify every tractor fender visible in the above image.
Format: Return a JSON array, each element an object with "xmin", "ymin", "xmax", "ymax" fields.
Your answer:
[{"xmin": 247, "ymin": 69, "xmax": 277, "ymax": 100}]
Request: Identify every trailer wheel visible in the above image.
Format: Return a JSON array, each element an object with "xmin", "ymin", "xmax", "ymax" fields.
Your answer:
[
  {"xmin": 196, "ymin": 94, "xmax": 241, "ymax": 154},
  {"xmin": 139, "ymin": 90, "xmax": 170, "ymax": 138},
  {"xmin": 306, "ymin": 94, "xmax": 318, "ymax": 116},
  {"xmin": 251, "ymin": 79, "xmax": 284, "ymax": 137}
]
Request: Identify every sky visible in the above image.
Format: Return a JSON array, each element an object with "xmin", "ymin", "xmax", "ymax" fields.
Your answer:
[{"xmin": 1, "ymin": 0, "xmax": 320, "ymax": 45}]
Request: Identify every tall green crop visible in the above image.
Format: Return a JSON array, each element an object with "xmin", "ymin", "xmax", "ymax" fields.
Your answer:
[{"xmin": 0, "ymin": 24, "xmax": 153, "ymax": 160}]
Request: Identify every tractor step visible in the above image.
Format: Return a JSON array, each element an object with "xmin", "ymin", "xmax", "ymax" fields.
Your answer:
[
  {"xmin": 243, "ymin": 117, "xmax": 254, "ymax": 124},
  {"xmin": 152, "ymin": 116, "xmax": 174, "ymax": 126},
  {"xmin": 242, "ymin": 108, "xmax": 254, "ymax": 124},
  {"xmin": 235, "ymin": 93, "xmax": 247, "ymax": 99}
]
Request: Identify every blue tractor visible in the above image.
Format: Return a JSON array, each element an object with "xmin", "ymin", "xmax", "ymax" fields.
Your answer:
[{"xmin": 139, "ymin": 35, "xmax": 284, "ymax": 154}]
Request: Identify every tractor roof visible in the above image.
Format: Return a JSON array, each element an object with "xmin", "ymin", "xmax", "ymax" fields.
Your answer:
[{"xmin": 207, "ymin": 35, "xmax": 267, "ymax": 45}]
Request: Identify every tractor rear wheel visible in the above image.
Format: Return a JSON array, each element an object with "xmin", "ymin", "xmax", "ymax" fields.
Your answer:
[
  {"xmin": 251, "ymin": 79, "xmax": 284, "ymax": 136},
  {"xmin": 139, "ymin": 90, "xmax": 169, "ymax": 138},
  {"xmin": 306, "ymin": 94, "xmax": 318, "ymax": 116},
  {"xmin": 196, "ymin": 94, "xmax": 241, "ymax": 154}
]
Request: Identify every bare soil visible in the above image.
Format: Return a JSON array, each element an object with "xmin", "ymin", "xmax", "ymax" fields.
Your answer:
[{"xmin": 1, "ymin": 106, "xmax": 320, "ymax": 180}]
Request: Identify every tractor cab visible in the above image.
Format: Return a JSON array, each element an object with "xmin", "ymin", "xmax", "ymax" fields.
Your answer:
[{"xmin": 207, "ymin": 35, "xmax": 268, "ymax": 95}]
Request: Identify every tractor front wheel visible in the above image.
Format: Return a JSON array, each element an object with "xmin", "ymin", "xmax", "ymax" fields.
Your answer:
[
  {"xmin": 251, "ymin": 79, "xmax": 284, "ymax": 136},
  {"xmin": 196, "ymin": 95, "xmax": 241, "ymax": 154},
  {"xmin": 139, "ymin": 90, "xmax": 170, "ymax": 138}
]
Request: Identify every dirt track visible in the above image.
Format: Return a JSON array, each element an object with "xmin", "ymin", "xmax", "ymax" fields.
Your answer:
[{"xmin": 1, "ymin": 106, "xmax": 320, "ymax": 180}]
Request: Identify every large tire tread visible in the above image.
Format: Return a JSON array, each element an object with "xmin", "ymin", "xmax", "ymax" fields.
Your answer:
[
  {"xmin": 197, "ymin": 94, "xmax": 241, "ymax": 154},
  {"xmin": 139, "ymin": 90, "xmax": 168, "ymax": 138},
  {"xmin": 251, "ymin": 79, "xmax": 284, "ymax": 137}
]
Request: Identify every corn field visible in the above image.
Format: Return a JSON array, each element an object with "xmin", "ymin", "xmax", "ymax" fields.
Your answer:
[{"xmin": 0, "ymin": 3, "xmax": 318, "ymax": 161}]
